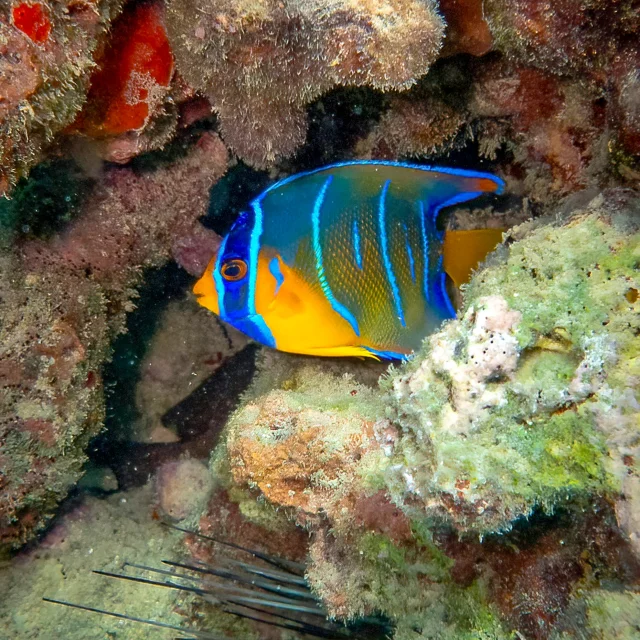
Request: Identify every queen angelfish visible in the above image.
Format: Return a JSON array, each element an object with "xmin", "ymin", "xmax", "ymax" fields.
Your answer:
[{"xmin": 194, "ymin": 161, "xmax": 505, "ymax": 359}]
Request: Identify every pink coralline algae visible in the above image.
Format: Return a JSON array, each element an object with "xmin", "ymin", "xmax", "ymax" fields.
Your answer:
[
  {"xmin": 0, "ymin": 132, "xmax": 228, "ymax": 551},
  {"xmin": 165, "ymin": 0, "xmax": 446, "ymax": 167}
]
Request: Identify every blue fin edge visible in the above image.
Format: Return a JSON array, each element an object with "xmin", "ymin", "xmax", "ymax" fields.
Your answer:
[
  {"xmin": 257, "ymin": 161, "xmax": 505, "ymax": 199},
  {"xmin": 364, "ymin": 346, "xmax": 411, "ymax": 361}
]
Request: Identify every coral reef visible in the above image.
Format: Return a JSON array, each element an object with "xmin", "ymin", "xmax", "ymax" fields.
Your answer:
[
  {"xmin": 214, "ymin": 191, "xmax": 639, "ymax": 637},
  {"xmin": 0, "ymin": 0, "xmax": 125, "ymax": 195},
  {"xmin": 483, "ymin": 0, "xmax": 638, "ymax": 76},
  {"xmin": 469, "ymin": 59, "xmax": 612, "ymax": 202},
  {"xmin": 165, "ymin": 0, "xmax": 445, "ymax": 167},
  {"xmin": 0, "ymin": 0, "xmax": 638, "ymax": 636},
  {"xmin": 0, "ymin": 132, "xmax": 228, "ymax": 551}
]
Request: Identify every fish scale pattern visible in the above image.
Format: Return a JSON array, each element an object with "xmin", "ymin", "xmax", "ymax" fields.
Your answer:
[{"xmin": 323, "ymin": 202, "xmax": 402, "ymax": 349}]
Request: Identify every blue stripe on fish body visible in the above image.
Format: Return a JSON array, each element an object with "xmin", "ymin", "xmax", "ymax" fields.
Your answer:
[
  {"xmin": 353, "ymin": 219, "xmax": 363, "ymax": 270},
  {"xmin": 378, "ymin": 180, "xmax": 406, "ymax": 328},
  {"xmin": 213, "ymin": 233, "xmax": 229, "ymax": 319},
  {"xmin": 211, "ymin": 205, "xmax": 276, "ymax": 348},
  {"xmin": 246, "ymin": 201, "xmax": 276, "ymax": 347},
  {"xmin": 269, "ymin": 256, "xmax": 285, "ymax": 296},
  {"xmin": 248, "ymin": 201, "xmax": 263, "ymax": 318},
  {"xmin": 437, "ymin": 272, "xmax": 457, "ymax": 319},
  {"xmin": 419, "ymin": 202, "xmax": 430, "ymax": 303},
  {"xmin": 311, "ymin": 175, "xmax": 361, "ymax": 337},
  {"xmin": 434, "ymin": 253, "xmax": 456, "ymax": 319},
  {"xmin": 402, "ymin": 222, "xmax": 416, "ymax": 282}
]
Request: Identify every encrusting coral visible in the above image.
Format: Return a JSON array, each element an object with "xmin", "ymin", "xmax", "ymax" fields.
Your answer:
[
  {"xmin": 165, "ymin": 0, "xmax": 445, "ymax": 167},
  {"xmin": 216, "ymin": 190, "xmax": 639, "ymax": 638},
  {"xmin": 0, "ymin": 0, "xmax": 125, "ymax": 196},
  {"xmin": 0, "ymin": 132, "xmax": 228, "ymax": 552}
]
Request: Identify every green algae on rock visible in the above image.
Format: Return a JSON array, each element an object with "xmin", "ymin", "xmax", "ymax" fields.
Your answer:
[{"xmin": 385, "ymin": 192, "xmax": 639, "ymax": 536}]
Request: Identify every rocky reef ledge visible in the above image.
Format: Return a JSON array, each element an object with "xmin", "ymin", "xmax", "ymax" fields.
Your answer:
[{"xmin": 214, "ymin": 189, "xmax": 639, "ymax": 639}]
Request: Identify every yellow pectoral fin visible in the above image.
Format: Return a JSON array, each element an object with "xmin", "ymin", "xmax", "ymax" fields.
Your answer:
[
  {"xmin": 443, "ymin": 228, "xmax": 505, "ymax": 288},
  {"xmin": 268, "ymin": 287, "xmax": 304, "ymax": 318}
]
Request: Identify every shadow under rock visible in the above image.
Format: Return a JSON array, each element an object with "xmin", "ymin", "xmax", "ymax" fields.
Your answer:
[{"xmin": 90, "ymin": 343, "xmax": 259, "ymax": 489}]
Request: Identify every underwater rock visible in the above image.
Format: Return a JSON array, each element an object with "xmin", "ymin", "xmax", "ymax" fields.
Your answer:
[
  {"xmin": 0, "ymin": 132, "xmax": 228, "ymax": 552},
  {"xmin": 386, "ymin": 190, "xmax": 639, "ymax": 536},
  {"xmin": 0, "ymin": 484, "xmax": 189, "ymax": 639},
  {"xmin": 0, "ymin": 0, "xmax": 124, "ymax": 196},
  {"xmin": 478, "ymin": 0, "xmax": 640, "ymax": 184},
  {"xmin": 212, "ymin": 190, "xmax": 639, "ymax": 636},
  {"xmin": 165, "ymin": 0, "xmax": 445, "ymax": 168},
  {"xmin": 156, "ymin": 458, "xmax": 214, "ymax": 521},
  {"xmin": 226, "ymin": 365, "xmax": 390, "ymax": 532},
  {"xmin": 557, "ymin": 590, "xmax": 640, "ymax": 640},
  {"xmin": 133, "ymin": 299, "xmax": 247, "ymax": 443}
]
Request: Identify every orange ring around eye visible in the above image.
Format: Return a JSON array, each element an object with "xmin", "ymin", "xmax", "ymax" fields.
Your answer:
[{"xmin": 221, "ymin": 258, "xmax": 248, "ymax": 281}]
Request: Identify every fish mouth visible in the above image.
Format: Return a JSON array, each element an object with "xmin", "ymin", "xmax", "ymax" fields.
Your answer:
[{"xmin": 192, "ymin": 261, "xmax": 220, "ymax": 316}]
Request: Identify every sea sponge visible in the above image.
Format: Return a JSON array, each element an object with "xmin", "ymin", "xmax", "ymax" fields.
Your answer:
[
  {"xmin": 165, "ymin": 0, "xmax": 445, "ymax": 168},
  {"xmin": 0, "ymin": 0, "xmax": 124, "ymax": 196},
  {"xmin": 0, "ymin": 132, "xmax": 228, "ymax": 552},
  {"xmin": 67, "ymin": 0, "xmax": 181, "ymax": 164},
  {"xmin": 72, "ymin": 1, "xmax": 174, "ymax": 139},
  {"xmin": 484, "ymin": 0, "xmax": 638, "ymax": 75}
]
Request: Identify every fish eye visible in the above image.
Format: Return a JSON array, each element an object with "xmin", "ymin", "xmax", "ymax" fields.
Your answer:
[{"xmin": 221, "ymin": 258, "xmax": 247, "ymax": 281}]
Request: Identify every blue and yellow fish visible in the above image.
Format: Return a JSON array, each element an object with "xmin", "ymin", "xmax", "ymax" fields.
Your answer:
[{"xmin": 194, "ymin": 161, "xmax": 504, "ymax": 359}]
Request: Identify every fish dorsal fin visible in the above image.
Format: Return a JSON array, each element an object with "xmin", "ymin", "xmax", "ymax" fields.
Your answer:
[{"xmin": 443, "ymin": 228, "xmax": 505, "ymax": 288}]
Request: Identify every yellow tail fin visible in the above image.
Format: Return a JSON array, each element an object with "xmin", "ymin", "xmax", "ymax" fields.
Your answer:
[{"xmin": 443, "ymin": 228, "xmax": 505, "ymax": 288}]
